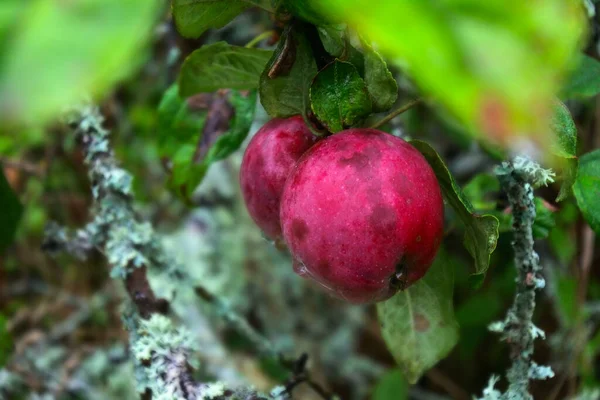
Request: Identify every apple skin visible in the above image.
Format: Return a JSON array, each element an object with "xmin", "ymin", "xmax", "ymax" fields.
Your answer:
[
  {"xmin": 240, "ymin": 115, "xmax": 318, "ymax": 240},
  {"xmin": 280, "ymin": 129, "xmax": 444, "ymax": 303}
]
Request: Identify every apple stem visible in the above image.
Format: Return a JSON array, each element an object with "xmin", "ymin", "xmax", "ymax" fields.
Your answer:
[{"xmin": 369, "ymin": 98, "xmax": 423, "ymax": 130}]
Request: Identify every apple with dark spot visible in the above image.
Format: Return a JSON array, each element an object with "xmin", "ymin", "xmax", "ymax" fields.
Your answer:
[
  {"xmin": 280, "ymin": 129, "xmax": 444, "ymax": 303},
  {"xmin": 240, "ymin": 115, "xmax": 318, "ymax": 240}
]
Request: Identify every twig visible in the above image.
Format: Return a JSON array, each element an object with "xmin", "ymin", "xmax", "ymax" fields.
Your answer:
[
  {"xmin": 245, "ymin": 30, "xmax": 275, "ymax": 48},
  {"xmin": 369, "ymin": 98, "xmax": 422, "ymax": 129},
  {"xmin": 44, "ymin": 103, "xmax": 327, "ymax": 400},
  {"xmin": 477, "ymin": 156, "xmax": 556, "ymax": 400}
]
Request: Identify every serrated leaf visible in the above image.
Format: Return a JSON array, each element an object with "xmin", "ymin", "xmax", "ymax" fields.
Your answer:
[
  {"xmin": 561, "ymin": 54, "xmax": 600, "ymax": 99},
  {"xmin": 320, "ymin": 0, "xmax": 586, "ymax": 148},
  {"xmin": 574, "ymin": 149, "xmax": 600, "ymax": 233},
  {"xmin": 178, "ymin": 42, "xmax": 272, "ymax": 97},
  {"xmin": 0, "ymin": 0, "xmax": 161, "ymax": 127},
  {"xmin": 410, "ymin": 140, "xmax": 499, "ymax": 285},
  {"xmin": 310, "ymin": 60, "xmax": 372, "ymax": 133},
  {"xmin": 172, "ymin": 0, "xmax": 249, "ymax": 39},
  {"xmin": 260, "ymin": 24, "xmax": 317, "ymax": 118},
  {"xmin": 377, "ymin": 249, "xmax": 459, "ymax": 383},
  {"xmin": 372, "ymin": 369, "xmax": 408, "ymax": 400},
  {"xmin": 173, "ymin": 90, "xmax": 257, "ymax": 201},
  {"xmin": 551, "ymin": 101, "xmax": 577, "ymax": 159},
  {"xmin": 551, "ymin": 101, "xmax": 578, "ymax": 201},
  {"xmin": 361, "ymin": 41, "xmax": 398, "ymax": 112},
  {"xmin": 0, "ymin": 168, "xmax": 22, "ymax": 253}
]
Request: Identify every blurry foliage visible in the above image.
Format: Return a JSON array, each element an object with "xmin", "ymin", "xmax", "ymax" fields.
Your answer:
[
  {"xmin": 574, "ymin": 149, "xmax": 600, "ymax": 233},
  {"xmin": 0, "ymin": 0, "xmax": 162, "ymax": 128},
  {"xmin": 317, "ymin": 0, "xmax": 586, "ymax": 151}
]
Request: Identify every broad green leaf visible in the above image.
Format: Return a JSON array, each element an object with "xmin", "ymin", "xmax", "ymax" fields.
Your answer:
[
  {"xmin": 310, "ymin": 60, "xmax": 372, "ymax": 133},
  {"xmin": 318, "ymin": 26, "xmax": 345, "ymax": 58},
  {"xmin": 574, "ymin": 149, "xmax": 600, "ymax": 233},
  {"xmin": 178, "ymin": 42, "xmax": 273, "ymax": 97},
  {"xmin": 282, "ymin": 0, "xmax": 340, "ymax": 26},
  {"xmin": 170, "ymin": 90, "xmax": 257, "ymax": 201},
  {"xmin": 561, "ymin": 54, "xmax": 600, "ymax": 100},
  {"xmin": 410, "ymin": 140, "xmax": 499, "ymax": 285},
  {"xmin": 260, "ymin": 24, "xmax": 317, "ymax": 118},
  {"xmin": 532, "ymin": 198, "xmax": 556, "ymax": 240},
  {"xmin": 361, "ymin": 41, "xmax": 398, "ymax": 112},
  {"xmin": 377, "ymin": 250, "xmax": 459, "ymax": 383},
  {"xmin": 0, "ymin": 315, "xmax": 12, "ymax": 367},
  {"xmin": 0, "ymin": 0, "xmax": 161, "ymax": 127},
  {"xmin": 320, "ymin": 0, "xmax": 586, "ymax": 148},
  {"xmin": 551, "ymin": 101, "xmax": 579, "ymax": 201},
  {"xmin": 0, "ymin": 169, "xmax": 22, "ymax": 253},
  {"xmin": 157, "ymin": 84, "xmax": 206, "ymax": 158},
  {"xmin": 371, "ymin": 369, "xmax": 409, "ymax": 400},
  {"xmin": 172, "ymin": 0, "xmax": 249, "ymax": 39}
]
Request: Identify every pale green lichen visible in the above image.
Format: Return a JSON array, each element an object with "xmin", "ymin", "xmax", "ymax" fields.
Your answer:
[{"xmin": 477, "ymin": 157, "xmax": 554, "ymax": 400}]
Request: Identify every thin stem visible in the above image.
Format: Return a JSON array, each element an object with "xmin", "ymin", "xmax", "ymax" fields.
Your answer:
[
  {"xmin": 369, "ymin": 98, "xmax": 422, "ymax": 129},
  {"xmin": 245, "ymin": 30, "xmax": 275, "ymax": 48}
]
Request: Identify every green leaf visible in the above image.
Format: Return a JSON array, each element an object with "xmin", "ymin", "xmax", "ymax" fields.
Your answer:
[
  {"xmin": 561, "ymin": 54, "xmax": 600, "ymax": 100},
  {"xmin": 281, "ymin": 0, "xmax": 340, "ymax": 26},
  {"xmin": 0, "ymin": 169, "xmax": 22, "ymax": 253},
  {"xmin": 260, "ymin": 24, "xmax": 317, "ymax": 118},
  {"xmin": 157, "ymin": 84, "xmax": 206, "ymax": 158},
  {"xmin": 574, "ymin": 149, "xmax": 600, "ymax": 233},
  {"xmin": 0, "ymin": 314, "xmax": 13, "ymax": 367},
  {"xmin": 532, "ymin": 198, "xmax": 556, "ymax": 239},
  {"xmin": 410, "ymin": 140, "xmax": 499, "ymax": 285},
  {"xmin": 310, "ymin": 60, "xmax": 372, "ymax": 133},
  {"xmin": 320, "ymin": 0, "xmax": 586, "ymax": 147},
  {"xmin": 361, "ymin": 41, "xmax": 398, "ymax": 112},
  {"xmin": 551, "ymin": 101, "xmax": 577, "ymax": 159},
  {"xmin": 170, "ymin": 90, "xmax": 257, "ymax": 201},
  {"xmin": 551, "ymin": 101, "xmax": 578, "ymax": 202},
  {"xmin": 178, "ymin": 42, "xmax": 273, "ymax": 97},
  {"xmin": 371, "ymin": 369, "xmax": 409, "ymax": 400},
  {"xmin": 377, "ymin": 249, "xmax": 459, "ymax": 383},
  {"xmin": 463, "ymin": 173, "xmax": 499, "ymax": 211},
  {"xmin": 0, "ymin": 0, "xmax": 161, "ymax": 127},
  {"xmin": 172, "ymin": 0, "xmax": 248, "ymax": 39}
]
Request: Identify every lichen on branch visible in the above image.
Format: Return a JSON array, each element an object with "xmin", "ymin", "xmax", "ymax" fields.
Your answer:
[
  {"xmin": 477, "ymin": 156, "xmax": 555, "ymax": 400},
  {"xmin": 42, "ymin": 104, "xmax": 307, "ymax": 400}
]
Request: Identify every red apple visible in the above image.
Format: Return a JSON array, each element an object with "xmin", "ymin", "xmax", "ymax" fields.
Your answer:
[
  {"xmin": 280, "ymin": 129, "xmax": 444, "ymax": 303},
  {"xmin": 240, "ymin": 115, "xmax": 318, "ymax": 240}
]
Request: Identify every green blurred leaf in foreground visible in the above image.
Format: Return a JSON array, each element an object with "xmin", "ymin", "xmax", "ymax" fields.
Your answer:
[
  {"xmin": 410, "ymin": 140, "xmax": 499, "ymax": 286},
  {"xmin": 378, "ymin": 249, "xmax": 459, "ymax": 384},
  {"xmin": 0, "ymin": 0, "xmax": 162, "ymax": 127},
  {"xmin": 574, "ymin": 149, "xmax": 600, "ymax": 233},
  {"xmin": 371, "ymin": 368, "xmax": 408, "ymax": 400},
  {"xmin": 319, "ymin": 0, "xmax": 586, "ymax": 149},
  {"xmin": 178, "ymin": 42, "xmax": 273, "ymax": 97}
]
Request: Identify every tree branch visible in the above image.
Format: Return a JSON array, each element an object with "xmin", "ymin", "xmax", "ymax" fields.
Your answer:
[{"xmin": 477, "ymin": 156, "xmax": 555, "ymax": 400}]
